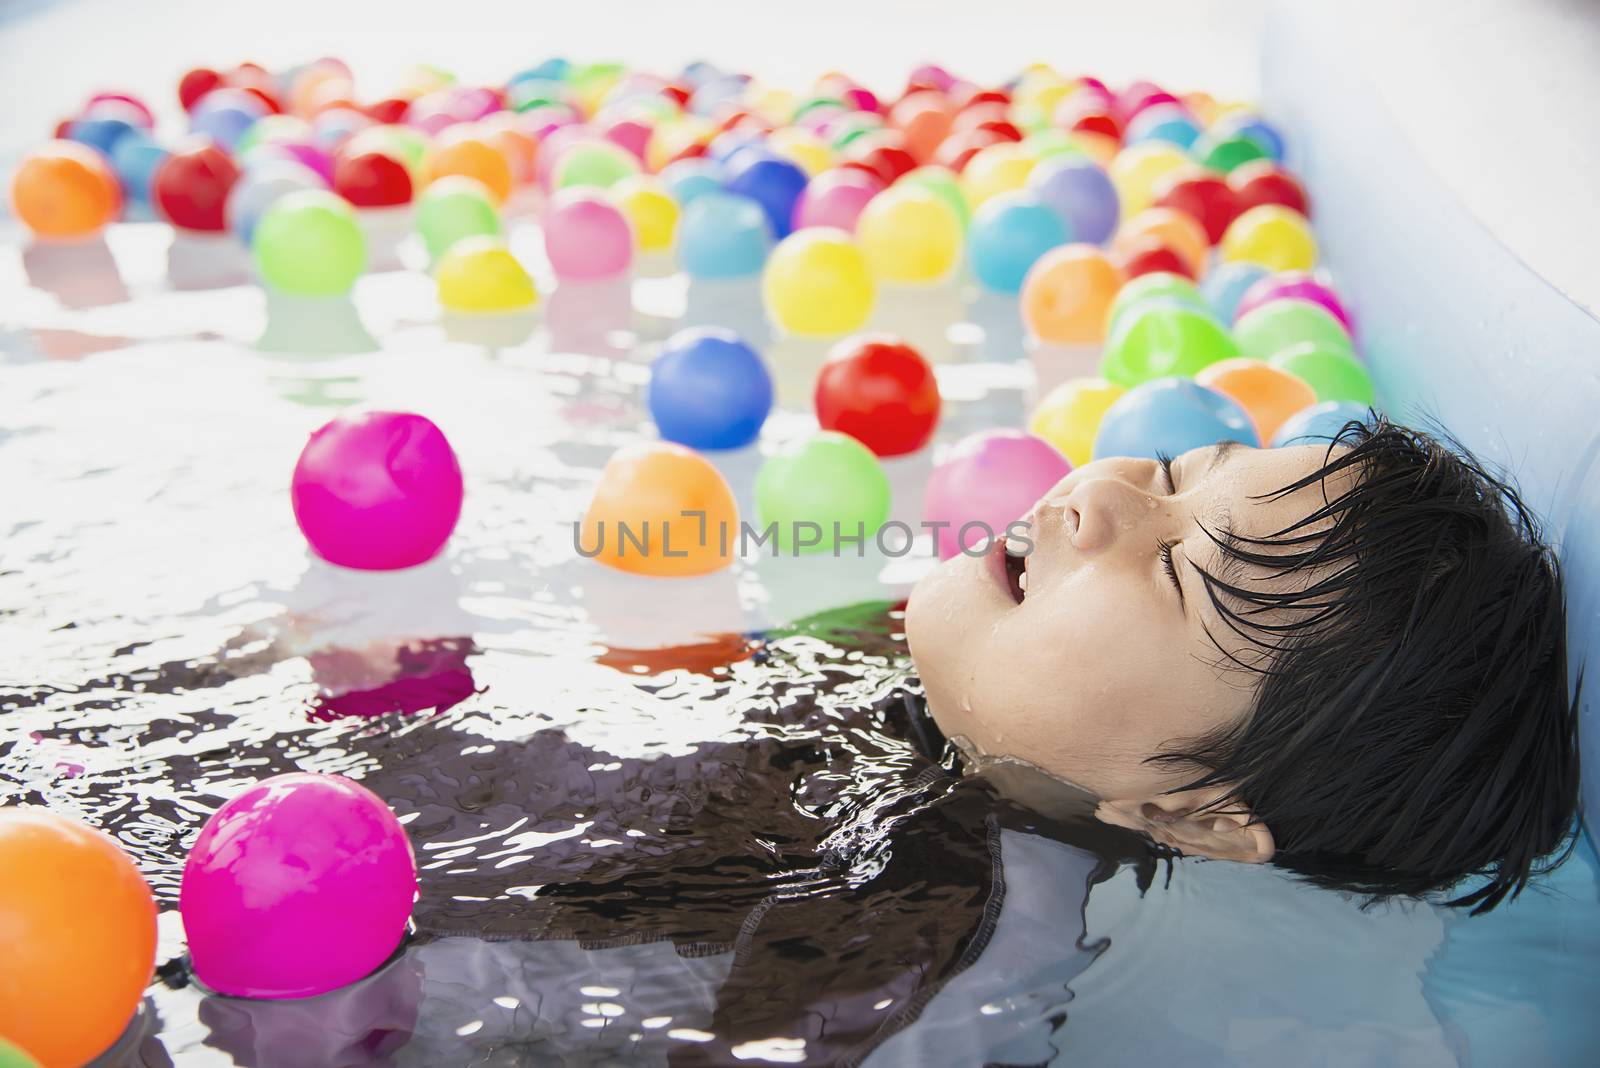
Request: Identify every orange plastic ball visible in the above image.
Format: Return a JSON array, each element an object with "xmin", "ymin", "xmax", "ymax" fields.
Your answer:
[
  {"xmin": 428, "ymin": 132, "xmax": 514, "ymax": 204},
  {"xmin": 1020, "ymin": 244, "xmax": 1125, "ymax": 344},
  {"xmin": 890, "ymin": 91, "xmax": 955, "ymax": 163},
  {"xmin": 580, "ymin": 443, "xmax": 740, "ymax": 577},
  {"xmin": 1068, "ymin": 129, "xmax": 1120, "ymax": 166},
  {"xmin": 0, "ymin": 808, "xmax": 157, "ymax": 1068},
  {"xmin": 1114, "ymin": 207, "xmax": 1210, "ymax": 278},
  {"xmin": 478, "ymin": 116, "xmax": 538, "ymax": 185},
  {"xmin": 10, "ymin": 141, "xmax": 122, "ymax": 239},
  {"xmin": 1195, "ymin": 357, "xmax": 1318, "ymax": 444}
]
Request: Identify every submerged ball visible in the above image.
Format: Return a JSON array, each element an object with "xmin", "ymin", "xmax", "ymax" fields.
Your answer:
[
  {"xmin": 252, "ymin": 189, "xmax": 366, "ymax": 296},
  {"xmin": 924, "ymin": 430, "xmax": 1071, "ymax": 560},
  {"xmin": 10, "ymin": 140, "xmax": 122, "ymax": 238},
  {"xmin": 814, "ymin": 335, "xmax": 941, "ymax": 457},
  {"xmin": 436, "ymin": 236, "xmax": 538, "ymax": 312},
  {"xmin": 581, "ymin": 442, "xmax": 740, "ymax": 577},
  {"xmin": 647, "ymin": 327, "xmax": 773, "ymax": 450},
  {"xmin": 762, "ymin": 228, "xmax": 875, "ymax": 336},
  {"xmin": 755, "ymin": 432, "xmax": 891, "ymax": 555},
  {"xmin": 1093, "ymin": 377, "xmax": 1259, "ymax": 460}
]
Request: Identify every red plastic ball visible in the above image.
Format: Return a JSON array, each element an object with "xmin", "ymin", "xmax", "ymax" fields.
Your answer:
[
  {"xmin": 814, "ymin": 336, "xmax": 941, "ymax": 457},
  {"xmin": 334, "ymin": 150, "xmax": 414, "ymax": 207},
  {"xmin": 849, "ymin": 142, "xmax": 917, "ymax": 185},
  {"xmin": 1114, "ymin": 237, "xmax": 1195, "ymax": 280},
  {"xmin": 1155, "ymin": 172, "xmax": 1241, "ymax": 244},
  {"xmin": 365, "ymin": 97, "xmax": 411, "ymax": 124},
  {"xmin": 950, "ymin": 101, "xmax": 1009, "ymax": 134},
  {"xmin": 1227, "ymin": 160, "xmax": 1310, "ymax": 217},
  {"xmin": 1070, "ymin": 110, "xmax": 1123, "ymax": 142},
  {"xmin": 179, "ymin": 67, "xmax": 224, "ymax": 112},
  {"xmin": 972, "ymin": 118, "xmax": 1023, "ymax": 143},
  {"xmin": 152, "ymin": 143, "xmax": 240, "ymax": 232},
  {"xmin": 956, "ymin": 87, "xmax": 1010, "ymax": 111},
  {"xmin": 662, "ymin": 84, "xmax": 692, "ymax": 108}
]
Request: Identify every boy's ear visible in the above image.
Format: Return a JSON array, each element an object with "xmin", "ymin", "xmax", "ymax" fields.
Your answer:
[{"xmin": 1095, "ymin": 786, "xmax": 1275, "ymax": 864}]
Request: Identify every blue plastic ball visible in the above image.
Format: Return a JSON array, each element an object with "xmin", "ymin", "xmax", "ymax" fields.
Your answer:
[
  {"xmin": 1093, "ymin": 377, "xmax": 1260, "ymax": 460},
  {"xmin": 1025, "ymin": 156, "xmax": 1117, "ymax": 246},
  {"xmin": 226, "ymin": 161, "xmax": 324, "ymax": 243},
  {"xmin": 1125, "ymin": 104, "xmax": 1201, "ymax": 150},
  {"xmin": 191, "ymin": 98, "xmax": 264, "ymax": 152},
  {"xmin": 661, "ymin": 158, "xmax": 725, "ymax": 206},
  {"xmin": 707, "ymin": 128, "xmax": 765, "ymax": 164},
  {"xmin": 723, "ymin": 151, "xmax": 809, "ymax": 239},
  {"xmin": 1271, "ymin": 400, "xmax": 1372, "ymax": 448},
  {"xmin": 678, "ymin": 192, "xmax": 774, "ymax": 279},
  {"xmin": 969, "ymin": 191, "xmax": 1070, "ymax": 293},
  {"xmin": 648, "ymin": 327, "xmax": 774, "ymax": 450},
  {"xmin": 109, "ymin": 131, "xmax": 171, "ymax": 204},
  {"xmin": 1216, "ymin": 113, "xmax": 1286, "ymax": 161},
  {"xmin": 66, "ymin": 115, "xmax": 140, "ymax": 157},
  {"xmin": 1199, "ymin": 261, "xmax": 1271, "ymax": 323}
]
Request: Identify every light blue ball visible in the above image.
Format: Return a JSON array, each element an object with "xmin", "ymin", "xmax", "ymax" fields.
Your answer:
[
  {"xmin": 1093, "ymin": 377, "xmax": 1260, "ymax": 461},
  {"xmin": 678, "ymin": 192, "xmax": 773, "ymax": 279},
  {"xmin": 648, "ymin": 327, "xmax": 773, "ymax": 450},
  {"xmin": 1271, "ymin": 401, "xmax": 1372, "ymax": 448},
  {"xmin": 1026, "ymin": 156, "xmax": 1116, "ymax": 246},
  {"xmin": 191, "ymin": 101, "xmax": 262, "ymax": 152},
  {"xmin": 969, "ymin": 191, "xmax": 1070, "ymax": 294},
  {"xmin": 661, "ymin": 159, "xmax": 724, "ymax": 206},
  {"xmin": 66, "ymin": 115, "xmax": 140, "ymax": 157},
  {"xmin": 227, "ymin": 161, "xmax": 323, "ymax": 243},
  {"xmin": 514, "ymin": 58, "xmax": 571, "ymax": 83},
  {"xmin": 110, "ymin": 131, "xmax": 171, "ymax": 204},
  {"xmin": 1125, "ymin": 104, "xmax": 1201, "ymax": 150},
  {"xmin": 1200, "ymin": 261, "xmax": 1271, "ymax": 323}
]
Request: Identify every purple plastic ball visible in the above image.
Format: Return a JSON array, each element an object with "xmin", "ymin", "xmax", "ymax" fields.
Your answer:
[{"xmin": 1026, "ymin": 155, "xmax": 1120, "ymax": 246}]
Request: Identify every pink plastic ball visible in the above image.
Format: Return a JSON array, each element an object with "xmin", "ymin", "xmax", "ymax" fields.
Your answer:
[
  {"xmin": 1233, "ymin": 271, "xmax": 1355, "ymax": 335},
  {"xmin": 291, "ymin": 410, "xmax": 464, "ymax": 571},
  {"xmin": 602, "ymin": 117, "xmax": 653, "ymax": 162},
  {"xmin": 544, "ymin": 189, "xmax": 634, "ymax": 280},
  {"xmin": 924, "ymin": 430, "xmax": 1071, "ymax": 560},
  {"xmin": 180, "ymin": 772, "xmax": 417, "ymax": 1000},
  {"xmin": 792, "ymin": 168, "xmax": 884, "ymax": 232}
]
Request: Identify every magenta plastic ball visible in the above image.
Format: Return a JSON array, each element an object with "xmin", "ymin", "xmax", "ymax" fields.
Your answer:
[
  {"xmin": 291, "ymin": 410, "xmax": 464, "ymax": 571},
  {"xmin": 924, "ymin": 430, "xmax": 1071, "ymax": 560},
  {"xmin": 602, "ymin": 118, "xmax": 652, "ymax": 162},
  {"xmin": 544, "ymin": 190, "xmax": 634, "ymax": 280},
  {"xmin": 180, "ymin": 772, "xmax": 418, "ymax": 1000},
  {"xmin": 1233, "ymin": 272, "xmax": 1356, "ymax": 335},
  {"xmin": 792, "ymin": 169, "xmax": 883, "ymax": 232}
]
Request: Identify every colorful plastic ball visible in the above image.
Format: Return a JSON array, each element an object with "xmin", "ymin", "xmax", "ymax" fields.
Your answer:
[
  {"xmin": 1124, "ymin": 103, "xmax": 1201, "ymax": 150},
  {"xmin": 1113, "ymin": 207, "xmax": 1209, "ymax": 278},
  {"xmin": 252, "ymin": 190, "xmax": 366, "ymax": 296},
  {"xmin": 152, "ymin": 142, "xmax": 240, "ymax": 232},
  {"xmin": 899, "ymin": 165, "xmax": 971, "ymax": 229},
  {"xmin": 1102, "ymin": 303, "xmax": 1239, "ymax": 386},
  {"xmin": 1154, "ymin": 170, "xmax": 1240, "ymax": 244},
  {"xmin": 1214, "ymin": 113, "xmax": 1285, "ymax": 161},
  {"xmin": 1020, "ymin": 244, "xmax": 1124, "ymax": 344},
  {"xmin": 723, "ymin": 151, "xmax": 809, "ymax": 239},
  {"xmin": 969, "ymin": 190, "xmax": 1070, "ymax": 294},
  {"xmin": 334, "ymin": 149, "xmax": 413, "ymax": 207},
  {"xmin": 10, "ymin": 140, "xmax": 122, "ymax": 238},
  {"xmin": 762, "ymin": 228, "xmax": 875, "ymax": 336},
  {"xmin": 292, "ymin": 410, "xmax": 463, "ymax": 570},
  {"xmin": 65, "ymin": 111, "xmax": 141, "ymax": 157},
  {"xmin": 0, "ymin": 1037, "xmax": 41, "ymax": 1068},
  {"xmin": 1028, "ymin": 377, "xmax": 1126, "ymax": 467},
  {"xmin": 755, "ymin": 431, "xmax": 891, "ymax": 554},
  {"xmin": 856, "ymin": 183, "xmax": 964, "ymax": 284},
  {"xmin": 234, "ymin": 113, "xmax": 312, "ymax": 158},
  {"xmin": 924, "ymin": 430, "xmax": 1070, "ymax": 559},
  {"xmin": 1093, "ymin": 377, "xmax": 1260, "ymax": 460},
  {"xmin": 1227, "ymin": 159, "xmax": 1310, "ymax": 217},
  {"xmin": 189, "ymin": 87, "xmax": 268, "ymax": 151},
  {"xmin": 1268, "ymin": 343, "xmax": 1375, "ymax": 406},
  {"xmin": 227, "ymin": 159, "xmax": 323, "ymax": 242},
  {"xmin": 768, "ymin": 126, "xmax": 833, "ymax": 176},
  {"xmin": 612, "ymin": 175, "xmax": 680, "ymax": 253},
  {"xmin": 1199, "ymin": 260, "xmax": 1269, "ymax": 323},
  {"xmin": 1220, "ymin": 204, "xmax": 1317, "ymax": 272},
  {"xmin": 961, "ymin": 141, "xmax": 1037, "ymax": 210},
  {"xmin": 1025, "ymin": 154, "xmax": 1118, "ymax": 245},
  {"xmin": 1234, "ymin": 299, "xmax": 1353, "ymax": 361},
  {"xmin": 814, "ymin": 335, "xmax": 940, "ymax": 456},
  {"xmin": 415, "ymin": 176, "xmax": 501, "ymax": 261},
  {"xmin": 428, "ymin": 133, "xmax": 514, "ymax": 203},
  {"xmin": 1193, "ymin": 130, "xmax": 1270, "ymax": 174},
  {"xmin": 1108, "ymin": 142, "xmax": 1190, "ymax": 216},
  {"xmin": 436, "ymin": 236, "xmax": 538, "ymax": 312},
  {"xmin": 1235, "ymin": 271, "xmax": 1354, "ymax": 333},
  {"xmin": 179, "ymin": 66, "xmax": 224, "ymax": 111},
  {"xmin": 109, "ymin": 129, "xmax": 171, "ymax": 204},
  {"xmin": 1271, "ymin": 400, "xmax": 1372, "ymax": 448},
  {"xmin": 791, "ymin": 166, "xmax": 882, "ymax": 232},
  {"xmin": 647, "ymin": 327, "xmax": 773, "ymax": 450},
  {"xmin": 544, "ymin": 189, "xmax": 634, "ymax": 281},
  {"xmin": 581, "ymin": 442, "xmax": 740, "ymax": 576},
  {"xmin": 180, "ymin": 772, "xmax": 417, "ymax": 1000},
  {"xmin": 1106, "ymin": 271, "xmax": 1206, "ymax": 335},
  {"xmin": 678, "ymin": 191, "xmax": 773, "ymax": 278},
  {"xmin": 1195, "ymin": 357, "xmax": 1318, "ymax": 444},
  {"xmin": 661, "ymin": 158, "xmax": 724, "ymax": 206},
  {"xmin": 86, "ymin": 91, "xmax": 155, "ymax": 128},
  {"xmin": 552, "ymin": 139, "xmax": 641, "ymax": 191},
  {"xmin": 1114, "ymin": 236, "xmax": 1194, "ymax": 281}
]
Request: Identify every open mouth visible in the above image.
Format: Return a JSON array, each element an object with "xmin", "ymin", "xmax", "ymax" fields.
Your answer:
[{"xmin": 1000, "ymin": 535, "xmax": 1028, "ymax": 604}]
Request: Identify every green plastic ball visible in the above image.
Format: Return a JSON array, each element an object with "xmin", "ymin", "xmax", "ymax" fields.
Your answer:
[
  {"xmin": 793, "ymin": 95, "xmax": 847, "ymax": 122},
  {"xmin": 252, "ymin": 190, "xmax": 366, "ymax": 297},
  {"xmin": 415, "ymin": 176, "xmax": 502, "ymax": 261},
  {"xmin": 1234, "ymin": 300, "xmax": 1354, "ymax": 361},
  {"xmin": 899, "ymin": 167, "xmax": 971, "ymax": 229},
  {"xmin": 553, "ymin": 141, "xmax": 641, "ymax": 190},
  {"xmin": 1105, "ymin": 272, "xmax": 1206, "ymax": 336},
  {"xmin": 1269, "ymin": 343, "xmax": 1375, "ymax": 405},
  {"xmin": 755, "ymin": 431, "xmax": 891, "ymax": 555},
  {"xmin": 0, "ymin": 1037, "xmax": 41, "ymax": 1068},
  {"xmin": 1194, "ymin": 132, "xmax": 1270, "ymax": 173},
  {"xmin": 1102, "ymin": 304, "xmax": 1240, "ymax": 386}
]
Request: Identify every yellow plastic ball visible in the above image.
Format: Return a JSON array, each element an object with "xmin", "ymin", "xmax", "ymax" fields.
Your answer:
[
  {"xmin": 1220, "ymin": 205, "xmax": 1318, "ymax": 272},
  {"xmin": 856, "ymin": 185, "xmax": 964, "ymax": 284},
  {"xmin": 646, "ymin": 116, "xmax": 714, "ymax": 173},
  {"xmin": 436, "ymin": 236, "xmax": 538, "ymax": 312},
  {"xmin": 1109, "ymin": 143, "xmax": 1192, "ymax": 216},
  {"xmin": 762, "ymin": 228, "xmax": 876, "ymax": 337},
  {"xmin": 961, "ymin": 142, "xmax": 1037, "ymax": 210},
  {"xmin": 611, "ymin": 175, "xmax": 680, "ymax": 253},
  {"xmin": 1028, "ymin": 377, "xmax": 1126, "ymax": 467},
  {"xmin": 768, "ymin": 127, "xmax": 833, "ymax": 176}
]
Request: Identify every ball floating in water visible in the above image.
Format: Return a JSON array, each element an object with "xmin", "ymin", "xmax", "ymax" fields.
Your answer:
[
  {"xmin": 0, "ymin": 808, "xmax": 156, "ymax": 1068},
  {"xmin": 581, "ymin": 442, "xmax": 740, "ymax": 576},
  {"xmin": 814, "ymin": 335, "xmax": 941, "ymax": 457},
  {"xmin": 1268, "ymin": 343, "xmax": 1375, "ymax": 406},
  {"xmin": 1154, "ymin": 170, "xmax": 1240, "ymax": 244},
  {"xmin": 1234, "ymin": 271, "xmax": 1354, "ymax": 333},
  {"xmin": 611, "ymin": 175, "xmax": 680, "ymax": 253},
  {"xmin": 1271, "ymin": 400, "xmax": 1372, "ymax": 448},
  {"xmin": 898, "ymin": 165, "xmax": 971, "ymax": 229},
  {"xmin": 544, "ymin": 189, "xmax": 634, "ymax": 281},
  {"xmin": 1028, "ymin": 377, "xmax": 1126, "ymax": 468},
  {"xmin": 960, "ymin": 141, "xmax": 1037, "ymax": 210},
  {"xmin": 1105, "ymin": 271, "xmax": 1206, "ymax": 336},
  {"xmin": 678, "ymin": 191, "xmax": 773, "ymax": 279},
  {"xmin": 1227, "ymin": 160, "xmax": 1309, "ymax": 217},
  {"xmin": 227, "ymin": 160, "xmax": 324, "ymax": 243},
  {"xmin": 1102, "ymin": 303, "xmax": 1239, "ymax": 386},
  {"xmin": 856, "ymin": 183, "xmax": 963, "ymax": 283},
  {"xmin": 791, "ymin": 166, "xmax": 882, "ymax": 232},
  {"xmin": 1195, "ymin": 357, "xmax": 1318, "ymax": 444},
  {"xmin": 152, "ymin": 142, "xmax": 241, "ymax": 232},
  {"xmin": 180, "ymin": 773, "xmax": 417, "ymax": 1000},
  {"xmin": 1199, "ymin": 260, "xmax": 1269, "ymax": 323},
  {"xmin": 110, "ymin": 130, "xmax": 171, "ymax": 205},
  {"xmin": 427, "ymin": 132, "xmax": 513, "ymax": 202},
  {"xmin": 755, "ymin": 431, "xmax": 891, "ymax": 555},
  {"xmin": 1025, "ymin": 155, "xmax": 1119, "ymax": 245},
  {"xmin": 415, "ymin": 175, "xmax": 501, "ymax": 262},
  {"xmin": 647, "ymin": 327, "xmax": 773, "ymax": 450},
  {"xmin": 436, "ymin": 236, "xmax": 537, "ymax": 312},
  {"xmin": 1233, "ymin": 298, "xmax": 1352, "ymax": 361},
  {"xmin": 334, "ymin": 149, "xmax": 414, "ymax": 208},
  {"xmin": 1108, "ymin": 142, "xmax": 1189, "ymax": 216},
  {"xmin": 253, "ymin": 189, "xmax": 366, "ymax": 297},
  {"xmin": 924, "ymin": 430, "xmax": 1071, "ymax": 560},
  {"xmin": 1125, "ymin": 103, "xmax": 1201, "ymax": 150},
  {"xmin": 723, "ymin": 150, "xmax": 809, "ymax": 239},
  {"xmin": 292, "ymin": 410, "xmax": 463, "ymax": 570},
  {"xmin": 1093, "ymin": 376, "xmax": 1259, "ymax": 460},
  {"xmin": 1193, "ymin": 130, "xmax": 1270, "ymax": 174},
  {"xmin": 188, "ymin": 87, "xmax": 268, "ymax": 151},
  {"xmin": 1113, "ymin": 207, "xmax": 1209, "ymax": 278},
  {"xmin": 762, "ymin": 228, "xmax": 875, "ymax": 336},
  {"xmin": 10, "ymin": 140, "xmax": 122, "ymax": 238},
  {"xmin": 1220, "ymin": 204, "xmax": 1317, "ymax": 272},
  {"xmin": 660, "ymin": 158, "xmax": 724, "ymax": 206},
  {"xmin": 1021, "ymin": 244, "xmax": 1124, "ymax": 344},
  {"xmin": 969, "ymin": 190, "xmax": 1070, "ymax": 294},
  {"xmin": 552, "ymin": 138, "xmax": 641, "ymax": 191}
]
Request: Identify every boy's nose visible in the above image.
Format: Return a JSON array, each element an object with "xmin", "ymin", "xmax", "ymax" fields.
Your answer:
[{"xmin": 1041, "ymin": 476, "xmax": 1175, "ymax": 555}]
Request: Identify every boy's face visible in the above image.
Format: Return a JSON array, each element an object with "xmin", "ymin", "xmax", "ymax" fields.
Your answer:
[{"xmin": 906, "ymin": 442, "xmax": 1343, "ymax": 805}]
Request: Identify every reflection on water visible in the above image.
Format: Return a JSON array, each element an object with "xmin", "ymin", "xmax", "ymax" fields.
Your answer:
[
  {"xmin": 22, "ymin": 237, "xmax": 130, "ymax": 308},
  {"xmin": 167, "ymin": 234, "xmax": 253, "ymax": 292},
  {"xmin": 257, "ymin": 290, "xmax": 379, "ymax": 355}
]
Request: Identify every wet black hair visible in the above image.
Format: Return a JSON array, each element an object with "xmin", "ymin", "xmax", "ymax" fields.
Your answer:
[{"xmin": 1153, "ymin": 415, "xmax": 1582, "ymax": 913}]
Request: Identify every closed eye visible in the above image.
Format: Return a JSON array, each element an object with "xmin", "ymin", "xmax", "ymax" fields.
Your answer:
[
  {"xmin": 1156, "ymin": 451, "xmax": 1178, "ymax": 495},
  {"xmin": 1157, "ymin": 537, "xmax": 1185, "ymax": 605}
]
